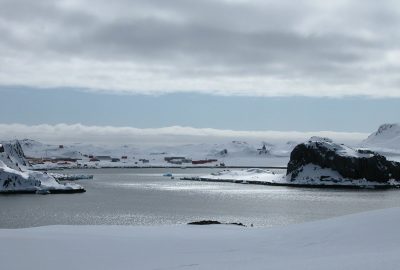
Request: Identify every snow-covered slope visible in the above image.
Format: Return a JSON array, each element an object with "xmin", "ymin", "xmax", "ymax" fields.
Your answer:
[
  {"xmin": 0, "ymin": 140, "xmax": 30, "ymax": 170},
  {"xmin": 2, "ymin": 207, "xmax": 400, "ymax": 270},
  {"xmin": 362, "ymin": 123, "xmax": 400, "ymax": 153},
  {"xmin": 21, "ymin": 139, "xmax": 84, "ymax": 159}
]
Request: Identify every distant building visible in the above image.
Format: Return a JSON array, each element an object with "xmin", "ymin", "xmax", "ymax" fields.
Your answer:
[
  {"xmin": 139, "ymin": 158, "xmax": 150, "ymax": 163},
  {"xmin": 59, "ymin": 145, "xmax": 64, "ymax": 149},
  {"xmin": 111, "ymin": 158, "xmax": 120, "ymax": 162},
  {"xmin": 121, "ymin": 156, "xmax": 128, "ymax": 159},
  {"xmin": 89, "ymin": 158, "xmax": 100, "ymax": 162}
]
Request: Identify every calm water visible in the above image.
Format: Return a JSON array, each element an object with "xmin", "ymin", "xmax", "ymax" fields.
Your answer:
[{"xmin": 1, "ymin": 168, "xmax": 400, "ymax": 228}]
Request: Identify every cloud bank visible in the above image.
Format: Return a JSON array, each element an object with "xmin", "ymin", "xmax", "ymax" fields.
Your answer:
[
  {"xmin": 0, "ymin": 123, "xmax": 369, "ymax": 145},
  {"xmin": 0, "ymin": 0, "xmax": 399, "ymax": 97}
]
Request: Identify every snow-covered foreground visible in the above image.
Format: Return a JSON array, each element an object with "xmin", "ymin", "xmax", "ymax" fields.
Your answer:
[{"xmin": 1, "ymin": 207, "xmax": 400, "ymax": 270}]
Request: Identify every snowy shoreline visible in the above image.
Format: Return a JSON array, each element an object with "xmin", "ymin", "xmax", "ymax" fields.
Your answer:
[
  {"xmin": 180, "ymin": 176, "xmax": 394, "ymax": 189},
  {"xmin": 1, "ymin": 207, "xmax": 400, "ymax": 270},
  {"xmin": 182, "ymin": 167, "xmax": 400, "ymax": 189}
]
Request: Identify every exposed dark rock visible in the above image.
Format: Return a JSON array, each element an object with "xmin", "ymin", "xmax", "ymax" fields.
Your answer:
[
  {"xmin": 188, "ymin": 220, "xmax": 222, "ymax": 225},
  {"xmin": 287, "ymin": 137, "xmax": 400, "ymax": 183},
  {"xmin": 219, "ymin": 149, "xmax": 228, "ymax": 156},
  {"xmin": 188, "ymin": 220, "xmax": 246, "ymax": 226}
]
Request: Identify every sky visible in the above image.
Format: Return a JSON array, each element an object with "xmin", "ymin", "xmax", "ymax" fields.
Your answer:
[{"xmin": 0, "ymin": 0, "xmax": 399, "ymax": 144}]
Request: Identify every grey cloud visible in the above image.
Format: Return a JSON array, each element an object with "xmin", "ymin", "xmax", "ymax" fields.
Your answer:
[
  {"xmin": 0, "ymin": 0, "xmax": 399, "ymax": 96},
  {"xmin": 0, "ymin": 123, "xmax": 368, "ymax": 145}
]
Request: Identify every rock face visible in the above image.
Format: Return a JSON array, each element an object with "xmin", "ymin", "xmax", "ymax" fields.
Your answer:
[{"xmin": 287, "ymin": 137, "xmax": 400, "ymax": 183}]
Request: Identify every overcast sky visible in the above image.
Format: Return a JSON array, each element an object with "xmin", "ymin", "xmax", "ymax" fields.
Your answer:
[
  {"xmin": 0, "ymin": 0, "xmax": 399, "ymax": 97},
  {"xmin": 0, "ymin": 0, "xmax": 399, "ymax": 143}
]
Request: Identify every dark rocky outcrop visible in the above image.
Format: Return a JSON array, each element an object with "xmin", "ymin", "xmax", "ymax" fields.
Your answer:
[
  {"xmin": 287, "ymin": 137, "xmax": 400, "ymax": 183},
  {"xmin": 188, "ymin": 220, "xmax": 246, "ymax": 226}
]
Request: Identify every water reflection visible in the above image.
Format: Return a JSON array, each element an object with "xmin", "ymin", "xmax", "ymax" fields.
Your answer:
[{"xmin": 1, "ymin": 168, "xmax": 400, "ymax": 228}]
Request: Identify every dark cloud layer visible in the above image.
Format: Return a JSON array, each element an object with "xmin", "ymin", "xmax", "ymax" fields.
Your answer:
[{"xmin": 0, "ymin": 0, "xmax": 399, "ymax": 96}]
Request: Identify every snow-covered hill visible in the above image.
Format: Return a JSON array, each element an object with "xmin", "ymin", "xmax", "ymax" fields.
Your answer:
[
  {"xmin": 362, "ymin": 123, "xmax": 400, "ymax": 152},
  {"xmin": 21, "ymin": 139, "xmax": 84, "ymax": 159}
]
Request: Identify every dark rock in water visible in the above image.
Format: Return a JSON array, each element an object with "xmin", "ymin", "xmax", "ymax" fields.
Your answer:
[
  {"xmin": 188, "ymin": 220, "xmax": 222, "ymax": 225},
  {"xmin": 188, "ymin": 220, "xmax": 246, "ymax": 226},
  {"xmin": 229, "ymin": 222, "xmax": 246, "ymax": 227},
  {"xmin": 287, "ymin": 137, "xmax": 400, "ymax": 183}
]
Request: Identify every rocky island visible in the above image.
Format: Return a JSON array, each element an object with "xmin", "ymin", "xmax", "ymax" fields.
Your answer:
[
  {"xmin": 286, "ymin": 137, "xmax": 400, "ymax": 187},
  {"xmin": 0, "ymin": 141, "xmax": 85, "ymax": 194}
]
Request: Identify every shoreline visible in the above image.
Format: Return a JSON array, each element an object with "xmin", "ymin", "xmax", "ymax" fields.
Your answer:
[
  {"xmin": 0, "ymin": 188, "xmax": 86, "ymax": 195},
  {"xmin": 33, "ymin": 165, "xmax": 288, "ymax": 171},
  {"xmin": 180, "ymin": 176, "xmax": 396, "ymax": 190}
]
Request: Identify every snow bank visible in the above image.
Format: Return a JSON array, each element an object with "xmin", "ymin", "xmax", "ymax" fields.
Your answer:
[
  {"xmin": 193, "ymin": 168, "xmax": 286, "ymax": 184},
  {"xmin": 49, "ymin": 172, "xmax": 93, "ymax": 181},
  {"xmin": 187, "ymin": 167, "xmax": 395, "ymax": 188},
  {"xmin": 1, "ymin": 207, "xmax": 400, "ymax": 270}
]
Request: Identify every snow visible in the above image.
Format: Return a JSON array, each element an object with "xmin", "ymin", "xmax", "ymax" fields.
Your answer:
[
  {"xmin": 193, "ymin": 165, "xmax": 399, "ymax": 188},
  {"xmin": 0, "ymin": 140, "xmax": 29, "ymax": 170},
  {"xmin": 362, "ymin": 124, "xmax": 400, "ymax": 158},
  {"xmin": 199, "ymin": 168, "xmax": 286, "ymax": 183},
  {"xmin": 21, "ymin": 139, "xmax": 294, "ymax": 169},
  {"xmin": 12, "ymin": 125, "xmax": 400, "ymax": 169},
  {"xmin": 1, "ymin": 207, "xmax": 400, "ymax": 270},
  {"xmin": 49, "ymin": 172, "xmax": 93, "ymax": 181},
  {"xmin": 308, "ymin": 136, "xmax": 373, "ymax": 158}
]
